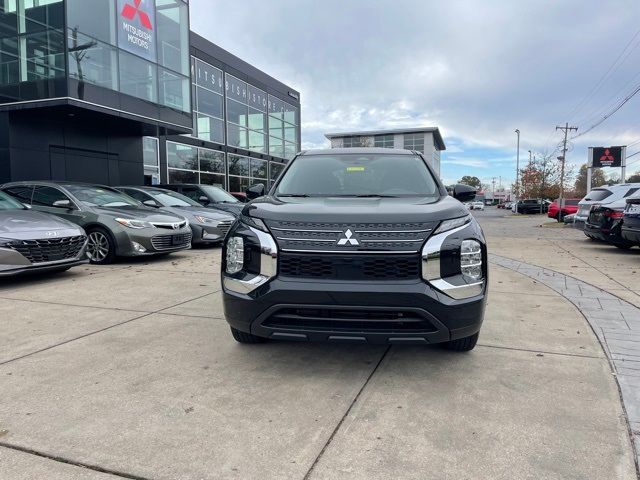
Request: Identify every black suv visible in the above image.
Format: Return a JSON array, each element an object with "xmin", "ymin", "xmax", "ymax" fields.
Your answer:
[{"xmin": 221, "ymin": 148, "xmax": 487, "ymax": 351}]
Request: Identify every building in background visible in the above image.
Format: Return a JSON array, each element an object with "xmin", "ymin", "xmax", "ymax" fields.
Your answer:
[
  {"xmin": 0, "ymin": 0, "xmax": 300, "ymax": 191},
  {"xmin": 324, "ymin": 127, "xmax": 445, "ymax": 176}
]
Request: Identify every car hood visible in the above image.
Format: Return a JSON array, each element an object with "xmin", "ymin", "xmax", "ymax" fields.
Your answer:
[
  {"xmin": 212, "ymin": 202, "xmax": 243, "ymax": 216},
  {"xmin": 0, "ymin": 209, "xmax": 83, "ymax": 239},
  {"xmin": 159, "ymin": 206, "xmax": 235, "ymax": 221},
  {"xmin": 243, "ymin": 195, "xmax": 467, "ymax": 224},
  {"xmin": 93, "ymin": 206, "xmax": 186, "ymax": 222}
]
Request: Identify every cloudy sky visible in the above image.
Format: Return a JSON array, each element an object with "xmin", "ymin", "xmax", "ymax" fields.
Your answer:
[{"xmin": 190, "ymin": 0, "xmax": 640, "ymax": 187}]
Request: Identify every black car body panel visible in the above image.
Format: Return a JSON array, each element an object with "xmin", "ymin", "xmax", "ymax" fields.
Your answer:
[
  {"xmin": 622, "ymin": 194, "xmax": 640, "ymax": 246},
  {"xmin": 585, "ymin": 203, "xmax": 629, "ymax": 246},
  {"xmin": 221, "ymin": 148, "xmax": 487, "ymax": 346}
]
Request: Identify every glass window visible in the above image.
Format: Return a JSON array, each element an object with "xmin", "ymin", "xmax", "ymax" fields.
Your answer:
[
  {"xmin": 228, "ymin": 175, "xmax": 250, "ymax": 193},
  {"xmin": 374, "ymin": 134, "xmax": 394, "ymax": 148},
  {"xmin": 250, "ymin": 158, "xmax": 267, "ymax": 179},
  {"xmin": 227, "ymin": 154, "xmax": 250, "ymax": 176},
  {"xmin": 159, "ymin": 67, "xmax": 189, "ymax": 111},
  {"xmin": 193, "ymin": 57, "xmax": 223, "ymax": 94},
  {"xmin": 247, "ymin": 84, "xmax": 267, "ymax": 112},
  {"xmin": 269, "ymin": 136, "xmax": 283, "ymax": 157},
  {"xmin": 585, "ymin": 189, "xmax": 612, "ymax": 201},
  {"xmin": 225, "ymin": 73, "xmax": 246, "ymax": 103},
  {"xmin": 119, "ymin": 50, "xmax": 157, "ymax": 102},
  {"xmin": 248, "ymin": 108, "xmax": 265, "ymax": 131},
  {"xmin": 156, "ymin": 0, "xmax": 189, "ymax": 75},
  {"xmin": 24, "ymin": 29, "xmax": 64, "ymax": 80},
  {"xmin": 121, "ymin": 188, "xmax": 151, "ymax": 203},
  {"xmin": 196, "ymin": 86, "xmax": 223, "ymax": 118},
  {"xmin": 199, "ymin": 149, "xmax": 225, "ymax": 173},
  {"xmin": 248, "ymin": 130, "xmax": 266, "ymax": 154},
  {"xmin": 168, "ymin": 169, "xmax": 198, "ymax": 184},
  {"xmin": 268, "ymin": 95, "xmax": 284, "ymax": 120},
  {"xmin": 66, "ymin": 0, "xmax": 115, "ymax": 45},
  {"xmin": 143, "ymin": 137, "xmax": 159, "ymax": 167},
  {"xmin": 22, "ymin": 0, "xmax": 63, "ymax": 35},
  {"xmin": 68, "ymin": 30, "xmax": 117, "ymax": 90},
  {"xmin": 167, "ymin": 141, "xmax": 198, "ymax": 170},
  {"xmin": 283, "ymin": 103, "xmax": 298, "ymax": 125},
  {"xmin": 3, "ymin": 185, "xmax": 33, "ymax": 204},
  {"xmin": 32, "ymin": 185, "xmax": 71, "ymax": 207},
  {"xmin": 226, "ymin": 98, "xmax": 247, "ymax": 127},
  {"xmin": 284, "ymin": 142, "xmax": 297, "ymax": 160},
  {"xmin": 269, "ymin": 162, "xmax": 285, "ymax": 182},
  {"xmin": 0, "ymin": 189, "xmax": 25, "ymax": 209},
  {"xmin": 269, "ymin": 116, "xmax": 283, "ymax": 139},
  {"xmin": 227, "ymin": 124, "xmax": 248, "ymax": 149},
  {"xmin": 196, "ymin": 113, "xmax": 224, "ymax": 144},
  {"xmin": 200, "ymin": 172, "xmax": 225, "ymax": 188},
  {"xmin": 284, "ymin": 123, "xmax": 296, "ymax": 143},
  {"xmin": 404, "ymin": 133, "xmax": 425, "ymax": 153}
]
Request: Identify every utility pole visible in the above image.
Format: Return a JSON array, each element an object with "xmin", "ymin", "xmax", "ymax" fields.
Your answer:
[
  {"xmin": 515, "ymin": 129, "xmax": 520, "ymax": 212},
  {"xmin": 492, "ymin": 177, "xmax": 496, "ymax": 202},
  {"xmin": 556, "ymin": 123, "xmax": 578, "ymax": 205}
]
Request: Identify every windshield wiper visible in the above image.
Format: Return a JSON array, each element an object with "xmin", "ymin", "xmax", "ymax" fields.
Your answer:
[
  {"xmin": 277, "ymin": 193, "xmax": 311, "ymax": 198},
  {"xmin": 330, "ymin": 194, "xmax": 398, "ymax": 198}
]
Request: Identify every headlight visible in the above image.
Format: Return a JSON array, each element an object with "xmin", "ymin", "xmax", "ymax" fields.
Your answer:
[
  {"xmin": 226, "ymin": 237, "xmax": 244, "ymax": 274},
  {"xmin": 115, "ymin": 218, "xmax": 153, "ymax": 229},
  {"xmin": 433, "ymin": 215, "xmax": 471, "ymax": 235},
  {"xmin": 194, "ymin": 215, "xmax": 217, "ymax": 224},
  {"xmin": 461, "ymin": 240, "xmax": 483, "ymax": 280}
]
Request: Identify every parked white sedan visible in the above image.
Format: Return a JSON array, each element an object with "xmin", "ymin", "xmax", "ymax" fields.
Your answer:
[{"xmin": 471, "ymin": 201, "xmax": 485, "ymax": 211}]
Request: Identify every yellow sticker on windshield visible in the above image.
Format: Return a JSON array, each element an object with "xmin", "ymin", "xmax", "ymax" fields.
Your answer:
[{"xmin": 347, "ymin": 166, "xmax": 365, "ymax": 172}]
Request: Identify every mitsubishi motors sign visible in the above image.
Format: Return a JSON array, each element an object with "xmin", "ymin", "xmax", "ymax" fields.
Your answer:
[
  {"xmin": 117, "ymin": 0, "xmax": 156, "ymax": 61},
  {"xmin": 592, "ymin": 146, "xmax": 623, "ymax": 168}
]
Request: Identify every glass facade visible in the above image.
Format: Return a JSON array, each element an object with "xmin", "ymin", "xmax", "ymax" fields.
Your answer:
[
  {"xmin": 167, "ymin": 140, "xmax": 226, "ymax": 187},
  {"xmin": 0, "ymin": 0, "xmax": 190, "ymax": 111},
  {"xmin": 374, "ymin": 134, "xmax": 394, "ymax": 148}
]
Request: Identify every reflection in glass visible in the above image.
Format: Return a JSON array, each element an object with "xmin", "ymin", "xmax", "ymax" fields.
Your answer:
[
  {"xmin": 269, "ymin": 162, "xmax": 285, "ymax": 181},
  {"xmin": 200, "ymin": 172, "xmax": 225, "ymax": 188},
  {"xmin": 269, "ymin": 136, "xmax": 284, "ymax": 157},
  {"xmin": 199, "ymin": 149, "xmax": 225, "ymax": 173},
  {"xmin": 119, "ymin": 51, "xmax": 157, "ymax": 102},
  {"xmin": 156, "ymin": 0, "xmax": 189, "ymax": 75},
  {"xmin": 196, "ymin": 113, "xmax": 224, "ymax": 144},
  {"xmin": 169, "ymin": 169, "xmax": 198, "ymax": 184},
  {"xmin": 66, "ymin": 0, "xmax": 115, "ymax": 45},
  {"xmin": 143, "ymin": 137, "xmax": 159, "ymax": 167},
  {"xmin": 227, "ymin": 154, "xmax": 249, "ymax": 176},
  {"xmin": 196, "ymin": 86, "xmax": 223, "ymax": 118},
  {"xmin": 68, "ymin": 29, "xmax": 117, "ymax": 94},
  {"xmin": 227, "ymin": 124, "xmax": 248, "ymax": 149},
  {"xmin": 248, "ymin": 131, "xmax": 267, "ymax": 154},
  {"xmin": 248, "ymin": 108, "xmax": 265, "ymax": 131},
  {"xmin": 228, "ymin": 175, "xmax": 250, "ymax": 193},
  {"xmin": 159, "ymin": 67, "xmax": 190, "ymax": 112},
  {"xmin": 167, "ymin": 142, "xmax": 198, "ymax": 170},
  {"xmin": 24, "ymin": 29, "xmax": 64, "ymax": 80},
  {"xmin": 250, "ymin": 158, "xmax": 267, "ymax": 179},
  {"xmin": 226, "ymin": 98, "xmax": 247, "ymax": 126}
]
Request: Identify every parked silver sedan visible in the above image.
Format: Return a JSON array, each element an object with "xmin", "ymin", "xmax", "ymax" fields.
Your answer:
[{"xmin": 0, "ymin": 191, "xmax": 88, "ymax": 276}]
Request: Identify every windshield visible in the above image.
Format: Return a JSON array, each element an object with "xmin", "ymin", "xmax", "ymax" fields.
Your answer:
[
  {"xmin": 0, "ymin": 190, "xmax": 26, "ymax": 210},
  {"xmin": 148, "ymin": 190, "xmax": 200, "ymax": 207},
  {"xmin": 275, "ymin": 154, "xmax": 440, "ymax": 197},
  {"xmin": 585, "ymin": 189, "xmax": 612, "ymax": 201},
  {"xmin": 64, "ymin": 185, "xmax": 140, "ymax": 208},
  {"xmin": 201, "ymin": 185, "xmax": 239, "ymax": 203}
]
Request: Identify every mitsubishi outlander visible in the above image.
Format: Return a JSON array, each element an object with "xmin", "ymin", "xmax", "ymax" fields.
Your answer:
[{"xmin": 221, "ymin": 148, "xmax": 487, "ymax": 351}]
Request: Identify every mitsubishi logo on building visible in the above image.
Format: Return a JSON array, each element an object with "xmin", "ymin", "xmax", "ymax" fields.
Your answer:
[
  {"xmin": 121, "ymin": 0, "xmax": 153, "ymax": 30},
  {"xmin": 337, "ymin": 229, "xmax": 359, "ymax": 246}
]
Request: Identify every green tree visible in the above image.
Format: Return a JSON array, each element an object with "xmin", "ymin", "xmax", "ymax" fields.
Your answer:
[
  {"xmin": 458, "ymin": 176, "xmax": 482, "ymax": 189},
  {"xmin": 574, "ymin": 164, "xmax": 606, "ymax": 197}
]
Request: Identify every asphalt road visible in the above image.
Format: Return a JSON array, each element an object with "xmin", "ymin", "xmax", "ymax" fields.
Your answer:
[{"xmin": 0, "ymin": 211, "xmax": 636, "ymax": 480}]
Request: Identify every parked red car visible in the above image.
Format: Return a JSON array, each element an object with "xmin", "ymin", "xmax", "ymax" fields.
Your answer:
[{"xmin": 548, "ymin": 199, "xmax": 580, "ymax": 221}]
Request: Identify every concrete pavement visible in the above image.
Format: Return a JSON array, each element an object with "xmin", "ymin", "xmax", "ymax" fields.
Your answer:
[{"xmin": 0, "ymin": 221, "xmax": 637, "ymax": 479}]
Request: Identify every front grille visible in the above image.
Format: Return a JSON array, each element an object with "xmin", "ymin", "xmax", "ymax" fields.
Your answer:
[
  {"xmin": 279, "ymin": 253, "xmax": 420, "ymax": 280},
  {"xmin": 7, "ymin": 235, "xmax": 86, "ymax": 264},
  {"xmin": 217, "ymin": 220, "xmax": 233, "ymax": 236},
  {"xmin": 263, "ymin": 307, "xmax": 436, "ymax": 333},
  {"xmin": 151, "ymin": 221, "xmax": 188, "ymax": 230},
  {"xmin": 151, "ymin": 232, "xmax": 192, "ymax": 250},
  {"xmin": 265, "ymin": 220, "xmax": 437, "ymax": 253}
]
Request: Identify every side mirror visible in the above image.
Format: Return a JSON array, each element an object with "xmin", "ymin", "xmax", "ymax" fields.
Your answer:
[
  {"xmin": 246, "ymin": 183, "xmax": 265, "ymax": 200},
  {"xmin": 198, "ymin": 195, "xmax": 210, "ymax": 205},
  {"xmin": 452, "ymin": 184, "xmax": 477, "ymax": 203},
  {"xmin": 143, "ymin": 199, "xmax": 159, "ymax": 208},
  {"xmin": 52, "ymin": 199, "xmax": 72, "ymax": 209}
]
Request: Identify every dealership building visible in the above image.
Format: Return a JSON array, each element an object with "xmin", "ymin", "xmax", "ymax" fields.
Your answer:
[
  {"xmin": 325, "ymin": 128, "xmax": 445, "ymax": 177},
  {"xmin": 0, "ymin": 0, "xmax": 301, "ymax": 192}
]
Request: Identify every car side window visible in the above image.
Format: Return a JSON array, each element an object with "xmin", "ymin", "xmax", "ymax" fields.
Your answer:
[
  {"xmin": 32, "ymin": 186, "xmax": 73, "ymax": 208},
  {"xmin": 3, "ymin": 185, "xmax": 34, "ymax": 205},
  {"xmin": 181, "ymin": 187, "xmax": 201, "ymax": 201},
  {"xmin": 623, "ymin": 188, "xmax": 639, "ymax": 198},
  {"xmin": 124, "ymin": 189, "xmax": 151, "ymax": 203}
]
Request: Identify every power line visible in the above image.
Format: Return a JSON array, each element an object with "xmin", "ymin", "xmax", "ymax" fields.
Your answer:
[{"xmin": 567, "ymin": 26, "xmax": 640, "ymax": 123}]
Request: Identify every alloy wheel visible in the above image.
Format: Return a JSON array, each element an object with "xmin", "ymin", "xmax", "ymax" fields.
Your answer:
[{"xmin": 87, "ymin": 231, "xmax": 110, "ymax": 263}]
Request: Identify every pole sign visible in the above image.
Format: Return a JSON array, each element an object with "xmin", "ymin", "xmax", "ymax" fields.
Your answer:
[
  {"xmin": 592, "ymin": 146, "xmax": 623, "ymax": 168},
  {"xmin": 118, "ymin": 0, "xmax": 156, "ymax": 62}
]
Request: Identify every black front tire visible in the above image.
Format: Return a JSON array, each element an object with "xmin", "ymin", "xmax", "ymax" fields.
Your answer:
[
  {"xmin": 86, "ymin": 227, "xmax": 116, "ymax": 265},
  {"xmin": 443, "ymin": 332, "xmax": 479, "ymax": 352},
  {"xmin": 230, "ymin": 327, "xmax": 267, "ymax": 344},
  {"xmin": 614, "ymin": 243, "xmax": 632, "ymax": 250}
]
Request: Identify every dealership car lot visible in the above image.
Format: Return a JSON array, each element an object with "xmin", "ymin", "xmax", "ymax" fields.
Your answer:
[{"xmin": 0, "ymin": 211, "xmax": 638, "ymax": 479}]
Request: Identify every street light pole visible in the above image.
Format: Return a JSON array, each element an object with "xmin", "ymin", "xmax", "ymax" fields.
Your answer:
[{"xmin": 515, "ymin": 129, "xmax": 520, "ymax": 213}]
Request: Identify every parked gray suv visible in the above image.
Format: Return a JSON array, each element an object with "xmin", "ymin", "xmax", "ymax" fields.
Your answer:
[
  {"xmin": 1, "ymin": 182, "xmax": 192, "ymax": 264},
  {"xmin": 0, "ymin": 190, "xmax": 87, "ymax": 276}
]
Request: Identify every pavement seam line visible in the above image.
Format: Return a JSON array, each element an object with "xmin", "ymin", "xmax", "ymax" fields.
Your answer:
[
  {"xmin": 302, "ymin": 345, "xmax": 392, "ymax": 480},
  {"xmin": 476, "ymin": 343, "xmax": 602, "ymax": 359},
  {"xmin": 0, "ymin": 291, "xmax": 217, "ymax": 367},
  {"xmin": 490, "ymin": 254, "xmax": 640, "ymax": 477},
  {"xmin": 0, "ymin": 443, "xmax": 154, "ymax": 480}
]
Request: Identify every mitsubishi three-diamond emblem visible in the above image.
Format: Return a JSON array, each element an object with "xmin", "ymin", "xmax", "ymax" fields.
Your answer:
[{"xmin": 337, "ymin": 229, "xmax": 359, "ymax": 246}]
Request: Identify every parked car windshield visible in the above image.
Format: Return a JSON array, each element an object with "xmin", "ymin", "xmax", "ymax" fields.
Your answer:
[
  {"xmin": 0, "ymin": 190, "xmax": 26, "ymax": 210},
  {"xmin": 64, "ymin": 185, "xmax": 140, "ymax": 208},
  {"xmin": 147, "ymin": 190, "xmax": 200, "ymax": 207},
  {"xmin": 585, "ymin": 188, "xmax": 612, "ymax": 201},
  {"xmin": 276, "ymin": 154, "xmax": 439, "ymax": 197},
  {"xmin": 201, "ymin": 185, "xmax": 239, "ymax": 203}
]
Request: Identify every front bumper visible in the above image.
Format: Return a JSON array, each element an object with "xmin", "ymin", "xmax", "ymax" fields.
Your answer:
[
  {"xmin": 0, "ymin": 243, "xmax": 88, "ymax": 277},
  {"xmin": 113, "ymin": 227, "xmax": 192, "ymax": 257},
  {"xmin": 191, "ymin": 224, "xmax": 227, "ymax": 245},
  {"xmin": 622, "ymin": 225, "xmax": 640, "ymax": 245}
]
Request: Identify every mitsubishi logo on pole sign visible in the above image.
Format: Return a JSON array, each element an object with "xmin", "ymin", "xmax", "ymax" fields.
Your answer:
[
  {"xmin": 117, "ymin": 0, "xmax": 156, "ymax": 61},
  {"xmin": 592, "ymin": 146, "xmax": 623, "ymax": 168}
]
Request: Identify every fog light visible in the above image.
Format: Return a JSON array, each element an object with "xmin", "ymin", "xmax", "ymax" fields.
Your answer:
[
  {"xmin": 226, "ymin": 237, "xmax": 244, "ymax": 274},
  {"xmin": 132, "ymin": 241, "xmax": 147, "ymax": 253},
  {"xmin": 461, "ymin": 240, "xmax": 482, "ymax": 280}
]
